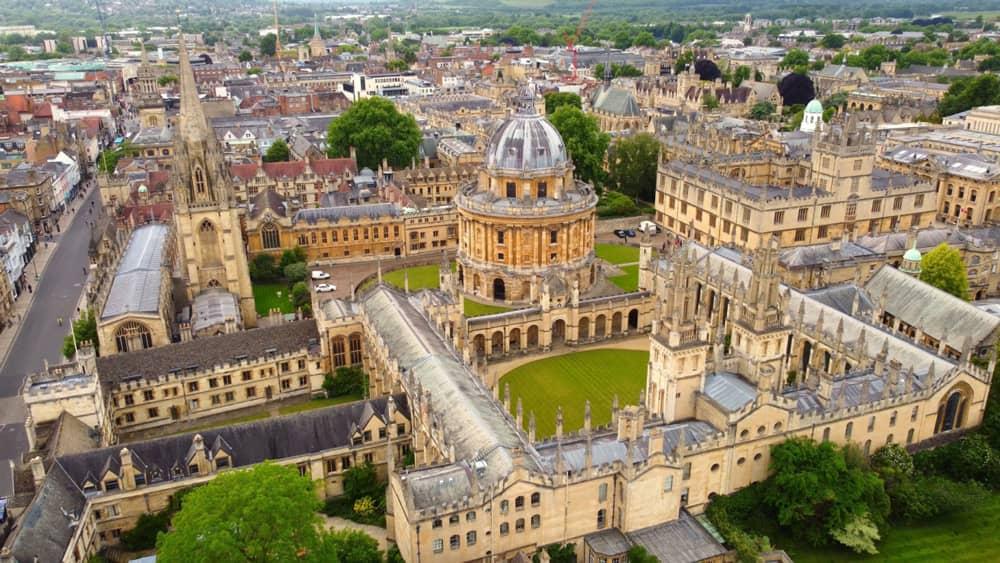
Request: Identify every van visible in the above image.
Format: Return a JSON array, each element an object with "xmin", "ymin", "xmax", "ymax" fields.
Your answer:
[{"xmin": 638, "ymin": 220, "xmax": 660, "ymax": 234}]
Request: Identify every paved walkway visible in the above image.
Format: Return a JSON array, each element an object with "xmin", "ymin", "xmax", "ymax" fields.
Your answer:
[{"xmin": 483, "ymin": 334, "xmax": 650, "ymax": 388}]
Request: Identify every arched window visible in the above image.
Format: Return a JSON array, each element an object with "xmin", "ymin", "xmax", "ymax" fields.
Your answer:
[
  {"xmin": 531, "ymin": 514, "xmax": 541, "ymax": 528},
  {"xmin": 261, "ymin": 223, "xmax": 280, "ymax": 249},
  {"xmin": 114, "ymin": 321, "xmax": 153, "ymax": 353},
  {"xmin": 194, "ymin": 165, "xmax": 207, "ymax": 194},
  {"xmin": 596, "ymin": 509, "xmax": 607, "ymax": 529},
  {"xmin": 349, "ymin": 333, "xmax": 363, "ymax": 365},
  {"xmin": 331, "ymin": 337, "xmax": 346, "ymax": 367},
  {"xmin": 845, "ymin": 422, "xmax": 853, "ymax": 439},
  {"xmin": 530, "ymin": 492, "xmax": 540, "ymax": 507},
  {"xmin": 935, "ymin": 389, "xmax": 968, "ymax": 433}
]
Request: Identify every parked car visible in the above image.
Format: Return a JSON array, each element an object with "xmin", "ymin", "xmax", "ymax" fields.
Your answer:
[
  {"xmin": 638, "ymin": 220, "xmax": 660, "ymax": 234},
  {"xmin": 315, "ymin": 283, "xmax": 336, "ymax": 293},
  {"xmin": 311, "ymin": 270, "xmax": 331, "ymax": 280},
  {"xmin": 624, "ymin": 229, "xmax": 637, "ymax": 238},
  {"xmin": 613, "ymin": 229, "xmax": 628, "ymax": 239}
]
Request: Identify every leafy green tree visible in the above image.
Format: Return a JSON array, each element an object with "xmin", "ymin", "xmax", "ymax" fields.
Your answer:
[
  {"xmin": 62, "ymin": 309, "xmax": 98, "ymax": 359},
  {"xmin": 730, "ymin": 65, "xmax": 751, "ymax": 87},
  {"xmin": 249, "ymin": 253, "xmax": 279, "ymax": 282},
  {"xmin": 674, "ymin": 51, "xmax": 694, "ymax": 74},
  {"xmin": 703, "ymin": 93, "xmax": 720, "ymax": 110},
  {"xmin": 549, "ymin": 105, "xmax": 610, "ymax": 190},
  {"xmin": 633, "ymin": 31, "xmax": 657, "ymax": 47},
  {"xmin": 939, "ymin": 74, "xmax": 1000, "ymax": 117},
  {"xmin": 608, "ymin": 133, "xmax": 659, "ymax": 202},
  {"xmin": 596, "ymin": 190, "xmax": 640, "ymax": 218},
  {"xmin": 764, "ymin": 438, "xmax": 889, "ymax": 550},
  {"xmin": 247, "ymin": 67, "xmax": 263, "ymax": 75},
  {"xmin": 291, "ymin": 281, "xmax": 310, "ymax": 309},
  {"xmin": 748, "ymin": 101, "xmax": 776, "ymax": 120},
  {"xmin": 259, "ymin": 33, "xmax": 277, "ymax": 57},
  {"xmin": 157, "ymin": 75, "xmax": 178, "ymax": 87},
  {"xmin": 344, "ymin": 461, "xmax": 383, "ymax": 504},
  {"xmin": 284, "ymin": 262, "xmax": 307, "ymax": 283},
  {"xmin": 544, "ymin": 92, "xmax": 582, "ymax": 115},
  {"xmin": 830, "ymin": 513, "xmax": 880, "ymax": 555},
  {"xmin": 238, "ymin": 50, "xmax": 252, "ymax": 63},
  {"xmin": 820, "ymin": 34, "xmax": 847, "ymax": 49},
  {"xmin": 327, "ymin": 97, "xmax": 421, "ymax": 170},
  {"xmin": 386, "ymin": 544, "xmax": 406, "ymax": 563},
  {"xmin": 324, "ymin": 529, "xmax": 381, "ymax": 563},
  {"xmin": 386, "ymin": 59, "xmax": 409, "ymax": 71},
  {"xmin": 156, "ymin": 462, "xmax": 341, "ymax": 563},
  {"xmin": 594, "ymin": 63, "xmax": 643, "ymax": 78},
  {"xmin": 323, "ymin": 366, "xmax": 367, "ymax": 398},
  {"xmin": 280, "ymin": 247, "xmax": 307, "ymax": 269},
  {"xmin": 919, "ymin": 243, "xmax": 970, "ymax": 300},
  {"xmin": 781, "ymin": 49, "xmax": 810, "ymax": 69},
  {"xmin": 263, "ymin": 139, "xmax": 291, "ymax": 163},
  {"xmin": 626, "ymin": 545, "xmax": 658, "ymax": 563}
]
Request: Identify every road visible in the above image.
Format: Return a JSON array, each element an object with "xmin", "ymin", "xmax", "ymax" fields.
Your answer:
[{"xmin": 0, "ymin": 187, "xmax": 102, "ymax": 498}]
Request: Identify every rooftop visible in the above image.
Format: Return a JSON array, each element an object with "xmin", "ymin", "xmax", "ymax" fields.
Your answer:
[{"xmin": 100, "ymin": 224, "xmax": 170, "ymax": 320}]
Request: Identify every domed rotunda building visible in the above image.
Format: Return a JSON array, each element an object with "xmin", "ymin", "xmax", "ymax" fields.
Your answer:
[{"xmin": 455, "ymin": 97, "xmax": 598, "ymax": 303}]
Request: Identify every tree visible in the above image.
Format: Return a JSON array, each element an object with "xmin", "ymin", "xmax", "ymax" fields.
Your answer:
[
  {"xmin": 327, "ymin": 97, "xmax": 421, "ymax": 170},
  {"xmin": 62, "ymin": 309, "xmax": 98, "ymax": 359},
  {"xmin": 764, "ymin": 438, "xmax": 889, "ymax": 550},
  {"xmin": 238, "ymin": 50, "xmax": 252, "ymax": 63},
  {"xmin": 544, "ymin": 92, "xmax": 582, "ymax": 115},
  {"xmin": 594, "ymin": 63, "xmax": 643, "ymax": 79},
  {"xmin": 694, "ymin": 59, "xmax": 721, "ymax": 81},
  {"xmin": 343, "ymin": 461, "xmax": 383, "ymax": 504},
  {"xmin": 157, "ymin": 75, "xmax": 178, "ymax": 87},
  {"xmin": 386, "ymin": 545, "xmax": 406, "ymax": 563},
  {"xmin": 626, "ymin": 545, "xmax": 658, "ymax": 563},
  {"xmin": 249, "ymin": 253, "xmax": 279, "ymax": 282},
  {"xmin": 730, "ymin": 65, "xmax": 751, "ymax": 87},
  {"xmin": 939, "ymin": 74, "xmax": 1000, "ymax": 117},
  {"xmin": 549, "ymin": 106, "xmax": 610, "ymax": 190},
  {"xmin": 748, "ymin": 101, "xmax": 776, "ymax": 120},
  {"xmin": 259, "ymin": 33, "xmax": 277, "ymax": 57},
  {"xmin": 820, "ymin": 34, "xmax": 847, "ymax": 49},
  {"xmin": 263, "ymin": 139, "xmax": 291, "ymax": 163},
  {"xmin": 280, "ymin": 246, "xmax": 307, "ymax": 269},
  {"xmin": 532, "ymin": 543, "xmax": 576, "ymax": 563},
  {"xmin": 386, "ymin": 59, "xmax": 409, "ymax": 71},
  {"xmin": 781, "ymin": 48, "xmax": 810, "ymax": 69},
  {"xmin": 324, "ymin": 529, "xmax": 382, "ymax": 563},
  {"xmin": 919, "ymin": 243, "xmax": 970, "ymax": 300},
  {"xmin": 291, "ymin": 281, "xmax": 310, "ymax": 310},
  {"xmin": 156, "ymin": 462, "xmax": 342, "ymax": 563},
  {"xmin": 633, "ymin": 31, "xmax": 657, "ymax": 47},
  {"xmin": 778, "ymin": 72, "xmax": 816, "ymax": 106},
  {"xmin": 608, "ymin": 133, "xmax": 659, "ymax": 202},
  {"xmin": 322, "ymin": 366, "xmax": 367, "ymax": 398},
  {"xmin": 703, "ymin": 93, "xmax": 720, "ymax": 110},
  {"xmin": 674, "ymin": 51, "xmax": 694, "ymax": 74},
  {"xmin": 284, "ymin": 262, "xmax": 307, "ymax": 283}
]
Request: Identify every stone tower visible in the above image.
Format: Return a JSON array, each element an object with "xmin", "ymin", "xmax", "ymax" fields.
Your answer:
[
  {"xmin": 810, "ymin": 114, "xmax": 875, "ymax": 197},
  {"xmin": 172, "ymin": 38, "xmax": 257, "ymax": 327}
]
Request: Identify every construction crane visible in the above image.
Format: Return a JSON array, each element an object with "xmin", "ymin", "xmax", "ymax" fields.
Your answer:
[{"xmin": 562, "ymin": 0, "xmax": 597, "ymax": 81}]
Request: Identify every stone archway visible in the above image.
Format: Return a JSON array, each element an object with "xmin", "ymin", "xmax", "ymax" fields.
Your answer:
[
  {"xmin": 527, "ymin": 325, "xmax": 539, "ymax": 348},
  {"xmin": 612, "ymin": 312, "xmax": 623, "ymax": 334},
  {"xmin": 552, "ymin": 319, "xmax": 566, "ymax": 344},
  {"xmin": 473, "ymin": 334, "xmax": 486, "ymax": 358},
  {"xmin": 595, "ymin": 314, "xmax": 606, "ymax": 337},
  {"xmin": 579, "ymin": 317, "xmax": 590, "ymax": 340},
  {"xmin": 491, "ymin": 331, "xmax": 504, "ymax": 355},
  {"xmin": 493, "ymin": 278, "xmax": 506, "ymax": 301},
  {"xmin": 628, "ymin": 309, "xmax": 639, "ymax": 330},
  {"xmin": 509, "ymin": 328, "xmax": 521, "ymax": 351}
]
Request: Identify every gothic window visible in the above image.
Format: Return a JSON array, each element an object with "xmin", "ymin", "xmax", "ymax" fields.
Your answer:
[
  {"xmin": 349, "ymin": 333, "xmax": 363, "ymax": 365},
  {"xmin": 332, "ymin": 337, "xmax": 346, "ymax": 367},
  {"xmin": 198, "ymin": 220, "xmax": 222, "ymax": 266},
  {"xmin": 115, "ymin": 321, "xmax": 153, "ymax": 353},
  {"xmin": 261, "ymin": 223, "xmax": 280, "ymax": 250},
  {"xmin": 935, "ymin": 389, "xmax": 968, "ymax": 433},
  {"xmin": 194, "ymin": 166, "xmax": 207, "ymax": 194}
]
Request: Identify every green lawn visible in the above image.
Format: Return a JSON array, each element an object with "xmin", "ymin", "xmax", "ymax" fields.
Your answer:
[
  {"xmin": 277, "ymin": 394, "xmax": 363, "ymax": 415},
  {"xmin": 500, "ymin": 349, "xmax": 649, "ymax": 439},
  {"xmin": 464, "ymin": 298, "xmax": 512, "ymax": 317},
  {"xmin": 609, "ymin": 264, "xmax": 640, "ymax": 292},
  {"xmin": 595, "ymin": 243, "xmax": 640, "ymax": 265},
  {"xmin": 382, "ymin": 264, "xmax": 441, "ymax": 291},
  {"xmin": 757, "ymin": 492, "xmax": 1000, "ymax": 563},
  {"xmin": 253, "ymin": 282, "xmax": 294, "ymax": 316}
]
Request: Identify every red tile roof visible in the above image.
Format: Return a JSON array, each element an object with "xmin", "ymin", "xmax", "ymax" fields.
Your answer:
[
  {"xmin": 261, "ymin": 160, "xmax": 306, "ymax": 179},
  {"xmin": 309, "ymin": 157, "xmax": 357, "ymax": 177},
  {"xmin": 230, "ymin": 162, "xmax": 259, "ymax": 180}
]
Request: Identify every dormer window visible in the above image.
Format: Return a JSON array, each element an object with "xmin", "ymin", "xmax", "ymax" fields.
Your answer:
[
  {"xmin": 104, "ymin": 479, "xmax": 119, "ymax": 491},
  {"xmin": 216, "ymin": 456, "xmax": 230, "ymax": 468},
  {"xmin": 83, "ymin": 482, "xmax": 97, "ymax": 493},
  {"xmin": 134, "ymin": 473, "xmax": 146, "ymax": 486},
  {"xmin": 189, "ymin": 464, "xmax": 200, "ymax": 475}
]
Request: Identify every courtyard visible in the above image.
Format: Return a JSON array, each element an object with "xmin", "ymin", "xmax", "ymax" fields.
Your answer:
[{"xmin": 499, "ymin": 348, "xmax": 649, "ymax": 439}]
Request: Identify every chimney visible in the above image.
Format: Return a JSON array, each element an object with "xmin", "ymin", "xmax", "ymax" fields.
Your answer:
[{"xmin": 29, "ymin": 456, "xmax": 45, "ymax": 487}]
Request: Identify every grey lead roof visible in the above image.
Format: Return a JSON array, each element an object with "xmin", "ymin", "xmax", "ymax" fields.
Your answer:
[
  {"xmin": 703, "ymin": 373, "xmax": 758, "ymax": 412},
  {"xmin": 292, "ymin": 202, "xmax": 399, "ymax": 225},
  {"xmin": 627, "ymin": 510, "xmax": 728, "ymax": 563},
  {"xmin": 484, "ymin": 111, "xmax": 568, "ymax": 173},
  {"xmin": 100, "ymin": 224, "xmax": 170, "ymax": 320},
  {"xmin": 6, "ymin": 463, "xmax": 85, "ymax": 563},
  {"xmin": 592, "ymin": 85, "xmax": 643, "ymax": 117}
]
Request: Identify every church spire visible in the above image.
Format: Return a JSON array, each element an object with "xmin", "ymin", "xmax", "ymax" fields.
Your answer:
[
  {"xmin": 178, "ymin": 36, "xmax": 209, "ymax": 144},
  {"xmin": 603, "ymin": 46, "xmax": 612, "ymax": 88},
  {"xmin": 313, "ymin": 13, "xmax": 321, "ymax": 41}
]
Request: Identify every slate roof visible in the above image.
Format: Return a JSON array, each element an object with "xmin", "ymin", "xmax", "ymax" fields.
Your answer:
[
  {"xmin": 627, "ymin": 510, "xmax": 729, "ymax": 563},
  {"xmin": 55, "ymin": 394, "xmax": 408, "ymax": 489},
  {"xmin": 703, "ymin": 373, "xmax": 757, "ymax": 412},
  {"xmin": 592, "ymin": 85, "xmax": 642, "ymax": 117},
  {"xmin": 865, "ymin": 266, "xmax": 1000, "ymax": 351},
  {"xmin": 292, "ymin": 203, "xmax": 399, "ymax": 225},
  {"xmin": 249, "ymin": 188, "xmax": 287, "ymax": 219},
  {"xmin": 96, "ymin": 319, "xmax": 318, "ymax": 385},
  {"xmin": 807, "ymin": 284, "xmax": 874, "ymax": 317},
  {"xmin": 190, "ymin": 289, "xmax": 241, "ymax": 333},
  {"xmin": 780, "ymin": 241, "xmax": 880, "ymax": 269},
  {"xmin": 5, "ymin": 463, "xmax": 85, "ymax": 563},
  {"xmin": 100, "ymin": 224, "xmax": 170, "ymax": 320}
]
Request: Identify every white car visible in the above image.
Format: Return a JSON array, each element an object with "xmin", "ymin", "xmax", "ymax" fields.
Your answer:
[
  {"xmin": 315, "ymin": 283, "xmax": 336, "ymax": 293},
  {"xmin": 638, "ymin": 220, "xmax": 660, "ymax": 234},
  {"xmin": 311, "ymin": 270, "xmax": 331, "ymax": 280}
]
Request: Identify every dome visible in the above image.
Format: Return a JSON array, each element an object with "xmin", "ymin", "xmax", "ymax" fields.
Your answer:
[
  {"xmin": 137, "ymin": 184, "xmax": 148, "ymax": 193},
  {"xmin": 805, "ymin": 99, "xmax": 823, "ymax": 114},
  {"xmin": 484, "ymin": 112, "xmax": 568, "ymax": 173},
  {"xmin": 903, "ymin": 245, "xmax": 922, "ymax": 262}
]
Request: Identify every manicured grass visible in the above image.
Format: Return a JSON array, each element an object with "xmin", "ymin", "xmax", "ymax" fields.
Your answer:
[
  {"xmin": 463, "ymin": 298, "xmax": 512, "ymax": 317},
  {"xmin": 500, "ymin": 349, "xmax": 649, "ymax": 439},
  {"xmin": 609, "ymin": 264, "xmax": 640, "ymax": 292},
  {"xmin": 253, "ymin": 282, "xmax": 294, "ymax": 316},
  {"xmin": 759, "ymin": 491, "xmax": 1000, "ymax": 563},
  {"xmin": 382, "ymin": 264, "xmax": 441, "ymax": 290},
  {"xmin": 595, "ymin": 243, "xmax": 640, "ymax": 265},
  {"xmin": 277, "ymin": 394, "xmax": 363, "ymax": 415}
]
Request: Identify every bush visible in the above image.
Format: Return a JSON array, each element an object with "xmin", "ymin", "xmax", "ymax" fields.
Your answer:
[
  {"xmin": 914, "ymin": 434, "xmax": 1000, "ymax": 487},
  {"xmin": 323, "ymin": 366, "xmax": 367, "ymax": 398},
  {"xmin": 353, "ymin": 496, "xmax": 377, "ymax": 517},
  {"xmin": 291, "ymin": 281, "xmax": 310, "ymax": 309},
  {"xmin": 386, "ymin": 544, "xmax": 406, "ymax": 563},
  {"xmin": 120, "ymin": 511, "xmax": 171, "ymax": 551},
  {"xmin": 284, "ymin": 261, "xmax": 307, "ymax": 283},
  {"xmin": 596, "ymin": 190, "xmax": 640, "ymax": 218},
  {"xmin": 250, "ymin": 253, "xmax": 279, "ymax": 282},
  {"xmin": 280, "ymin": 246, "xmax": 307, "ymax": 269},
  {"xmin": 705, "ymin": 484, "xmax": 772, "ymax": 563}
]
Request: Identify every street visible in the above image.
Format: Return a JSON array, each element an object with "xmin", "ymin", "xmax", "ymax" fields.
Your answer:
[{"xmin": 0, "ymin": 187, "xmax": 102, "ymax": 497}]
